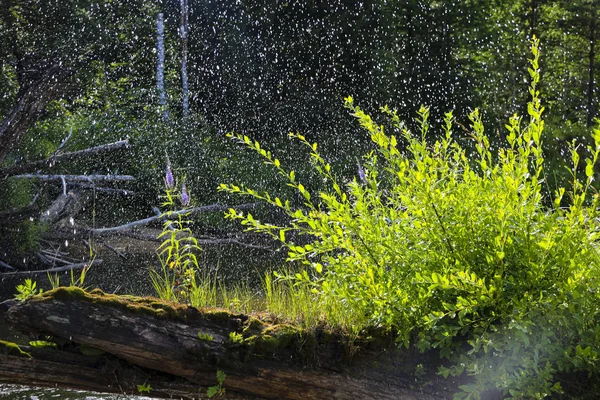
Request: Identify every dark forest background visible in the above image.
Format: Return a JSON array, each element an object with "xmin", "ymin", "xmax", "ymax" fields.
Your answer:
[{"xmin": 0, "ymin": 0, "xmax": 599, "ymax": 269}]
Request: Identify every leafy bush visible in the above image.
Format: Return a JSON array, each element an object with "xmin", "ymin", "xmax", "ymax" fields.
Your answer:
[{"xmin": 221, "ymin": 38, "xmax": 600, "ymax": 398}]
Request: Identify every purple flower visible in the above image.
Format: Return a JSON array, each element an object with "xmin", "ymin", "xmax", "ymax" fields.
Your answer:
[
  {"xmin": 181, "ymin": 181, "xmax": 190, "ymax": 207},
  {"xmin": 165, "ymin": 162, "xmax": 175, "ymax": 190},
  {"xmin": 357, "ymin": 162, "xmax": 367, "ymax": 184}
]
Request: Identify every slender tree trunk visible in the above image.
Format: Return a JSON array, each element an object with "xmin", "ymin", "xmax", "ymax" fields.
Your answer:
[
  {"xmin": 587, "ymin": 18, "xmax": 596, "ymax": 127},
  {"xmin": 180, "ymin": 0, "xmax": 190, "ymax": 120},
  {"xmin": 156, "ymin": 12, "xmax": 168, "ymax": 121}
]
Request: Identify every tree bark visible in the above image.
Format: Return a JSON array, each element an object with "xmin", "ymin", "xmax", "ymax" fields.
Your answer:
[
  {"xmin": 157, "ymin": 13, "xmax": 168, "ymax": 121},
  {"xmin": 1, "ymin": 288, "xmax": 458, "ymax": 399}
]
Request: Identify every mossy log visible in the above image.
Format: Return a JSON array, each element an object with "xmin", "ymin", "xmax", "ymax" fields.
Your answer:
[{"xmin": 1, "ymin": 288, "xmax": 457, "ymax": 399}]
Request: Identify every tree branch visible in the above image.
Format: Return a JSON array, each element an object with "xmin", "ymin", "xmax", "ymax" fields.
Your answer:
[
  {"xmin": 12, "ymin": 174, "xmax": 135, "ymax": 182},
  {"xmin": 1, "ymin": 140, "xmax": 131, "ymax": 177},
  {"xmin": 1, "ymin": 260, "xmax": 102, "ymax": 277},
  {"xmin": 85, "ymin": 203, "xmax": 259, "ymax": 236}
]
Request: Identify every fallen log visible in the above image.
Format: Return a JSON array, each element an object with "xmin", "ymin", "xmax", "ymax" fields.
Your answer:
[{"xmin": 1, "ymin": 288, "xmax": 460, "ymax": 399}]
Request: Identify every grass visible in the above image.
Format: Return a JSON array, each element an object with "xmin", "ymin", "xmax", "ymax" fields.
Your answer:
[{"xmin": 182, "ymin": 267, "xmax": 370, "ymax": 336}]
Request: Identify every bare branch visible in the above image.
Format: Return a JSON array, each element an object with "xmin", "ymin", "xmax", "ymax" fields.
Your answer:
[
  {"xmin": 50, "ymin": 127, "xmax": 73, "ymax": 159},
  {"xmin": 12, "ymin": 174, "xmax": 135, "ymax": 182},
  {"xmin": 109, "ymin": 231, "xmax": 273, "ymax": 251},
  {"xmin": 99, "ymin": 240, "xmax": 126, "ymax": 259},
  {"xmin": 1, "ymin": 139, "xmax": 131, "ymax": 177},
  {"xmin": 68, "ymin": 182, "xmax": 135, "ymax": 196},
  {"xmin": 86, "ymin": 203, "xmax": 259, "ymax": 236},
  {"xmin": 196, "ymin": 237, "xmax": 275, "ymax": 251},
  {"xmin": 1, "ymin": 259, "xmax": 102, "ymax": 277}
]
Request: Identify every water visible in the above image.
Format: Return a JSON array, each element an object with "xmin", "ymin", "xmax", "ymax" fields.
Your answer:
[{"xmin": 0, "ymin": 384, "xmax": 157, "ymax": 400}]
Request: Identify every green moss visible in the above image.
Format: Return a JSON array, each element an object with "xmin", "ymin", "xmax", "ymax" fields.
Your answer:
[
  {"xmin": 89, "ymin": 288, "xmax": 106, "ymax": 296},
  {"xmin": 242, "ymin": 317, "xmax": 267, "ymax": 337},
  {"xmin": 243, "ymin": 323, "xmax": 304, "ymax": 355},
  {"xmin": 39, "ymin": 286, "xmax": 88, "ymax": 302},
  {"xmin": 204, "ymin": 309, "xmax": 235, "ymax": 321},
  {"xmin": 0, "ymin": 340, "xmax": 32, "ymax": 358}
]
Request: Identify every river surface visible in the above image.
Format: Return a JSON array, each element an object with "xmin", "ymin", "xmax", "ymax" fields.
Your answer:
[{"xmin": 0, "ymin": 384, "xmax": 158, "ymax": 399}]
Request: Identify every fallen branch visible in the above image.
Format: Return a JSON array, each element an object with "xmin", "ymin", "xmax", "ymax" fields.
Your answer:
[
  {"xmin": 1, "ymin": 140, "xmax": 131, "ymax": 177},
  {"xmin": 13, "ymin": 174, "xmax": 135, "ymax": 182},
  {"xmin": 85, "ymin": 231, "xmax": 274, "ymax": 251},
  {"xmin": 99, "ymin": 240, "xmax": 127, "ymax": 259},
  {"xmin": 86, "ymin": 203, "xmax": 259, "ymax": 236},
  {"xmin": 1, "ymin": 260, "xmax": 102, "ymax": 277},
  {"xmin": 68, "ymin": 182, "xmax": 135, "ymax": 195},
  {"xmin": 195, "ymin": 237, "xmax": 274, "ymax": 251}
]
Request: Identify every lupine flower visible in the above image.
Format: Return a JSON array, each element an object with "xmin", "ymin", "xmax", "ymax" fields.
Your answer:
[
  {"xmin": 357, "ymin": 162, "xmax": 367, "ymax": 184},
  {"xmin": 181, "ymin": 181, "xmax": 190, "ymax": 207},
  {"xmin": 165, "ymin": 161, "xmax": 175, "ymax": 190}
]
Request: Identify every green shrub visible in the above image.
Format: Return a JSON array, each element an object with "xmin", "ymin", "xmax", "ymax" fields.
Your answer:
[{"xmin": 221, "ymin": 38, "xmax": 600, "ymax": 398}]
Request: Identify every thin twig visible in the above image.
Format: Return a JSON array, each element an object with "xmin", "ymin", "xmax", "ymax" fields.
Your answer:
[
  {"xmin": 50, "ymin": 127, "xmax": 73, "ymax": 160},
  {"xmin": 1, "ymin": 260, "xmax": 102, "ymax": 277},
  {"xmin": 100, "ymin": 240, "xmax": 127, "ymax": 259}
]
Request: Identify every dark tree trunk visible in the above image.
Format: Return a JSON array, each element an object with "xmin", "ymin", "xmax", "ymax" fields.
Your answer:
[
  {"xmin": 0, "ymin": 65, "xmax": 71, "ymax": 164},
  {"xmin": 1, "ymin": 288, "xmax": 460, "ymax": 400}
]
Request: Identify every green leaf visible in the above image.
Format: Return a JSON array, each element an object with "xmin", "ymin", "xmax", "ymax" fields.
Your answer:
[
  {"xmin": 216, "ymin": 369, "xmax": 226, "ymax": 384},
  {"xmin": 207, "ymin": 386, "xmax": 219, "ymax": 398}
]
